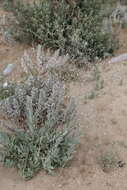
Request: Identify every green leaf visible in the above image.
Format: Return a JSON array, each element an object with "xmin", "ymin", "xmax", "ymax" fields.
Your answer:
[{"xmin": 26, "ymin": 96, "xmax": 35, "ymax": 133}]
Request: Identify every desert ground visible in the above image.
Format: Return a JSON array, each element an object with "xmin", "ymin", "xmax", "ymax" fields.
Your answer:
[{"xmin": 1, "ymin": 3, "xmax": 127, "ymax": 190}]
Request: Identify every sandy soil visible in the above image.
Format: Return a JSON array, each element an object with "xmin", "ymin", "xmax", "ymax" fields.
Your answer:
[{"xmin": 1, "ymin": 4, "xmax": 127, "ymax": 190}]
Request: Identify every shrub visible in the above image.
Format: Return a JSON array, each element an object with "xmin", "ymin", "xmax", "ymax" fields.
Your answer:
[
  {"xmin": 0, "ymin": 48, "xmax": 79, "ymax": 179},
  {"xmin": 9, "ymin": 0, "xmax": 117, "ymax": 65}
]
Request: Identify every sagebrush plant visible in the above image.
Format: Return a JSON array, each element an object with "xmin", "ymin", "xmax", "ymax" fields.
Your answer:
[
  {"xmin": 20, "ymin": 45, "xmax": 78, "ymax": 81},
  {"xmin": 7, "ymin": 0, "xmax": 118, "ymax": 66},
  {"xmin": 0, "ymin": 47, "xmax": 79, "ymax": 179}
]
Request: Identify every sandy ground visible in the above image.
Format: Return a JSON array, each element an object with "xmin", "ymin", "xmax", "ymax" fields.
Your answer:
[{"xmin": 1, "ymin": 4, "xmax": 127, "ymax": 190}]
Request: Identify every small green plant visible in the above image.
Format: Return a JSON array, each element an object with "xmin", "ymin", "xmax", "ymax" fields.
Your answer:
[
  {"xmin": 95, "ymin": 79, "xmax": 104, "ymax": 91},
  {"xmin": 92, "ymin": 64, "xmax": 101, "ymax": 81},
  {"xmin": 92, "ymin": 64, "xmax": 104, "ymax": 90},
  {"xmin": 7, "ymin": 0, "xmax": 118, "ymax": 65},
  {"xmin": 85, "ymin": 90, "xmax": 97, "ymax": 101},
  {"xmin": 98, "ymin": 150, "xmax": 118, "ymax": 172},
  {"xmin": 0, "ymin": 48, "xmax": 79, "ymax": 179},
  {"xmin": 84, "ymin": 64, "xmax": 104, "ymax": 103}
]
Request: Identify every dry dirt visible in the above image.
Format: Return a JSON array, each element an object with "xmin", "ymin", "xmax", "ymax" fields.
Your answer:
[{"xmin": 1, "ymin": 5, "xmax": 127, "ymax": 190}]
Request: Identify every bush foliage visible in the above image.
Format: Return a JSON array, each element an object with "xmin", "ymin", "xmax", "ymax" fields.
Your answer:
[
  {"xmin": 8, "ymin": 0, "xmax": 117, "ymax": 65},
  {"xmin": 0, "ymin": 48, "xmax": 79, "ymax": 179}
]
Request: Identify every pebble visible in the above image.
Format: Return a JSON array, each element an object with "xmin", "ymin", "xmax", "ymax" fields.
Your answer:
[
  {"xmin": 3, "ymin": 64, "xmax": 15, "ymax": 76},
  {"xmin": 109, "ymin": 53, "xmax": 127, "ymax": 64}
]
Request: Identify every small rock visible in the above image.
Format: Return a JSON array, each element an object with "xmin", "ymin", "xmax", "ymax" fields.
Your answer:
[
  {"xmin": 118, "ymin": 160, "xmax": 126, "ymax": 168},
  {"xmin": 3, "ymin": 64, "xmax": 15, "ymax": 76},
  {"xmin": 109, "ymin": 53, "xmax": 127, "ymax": 64}
]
